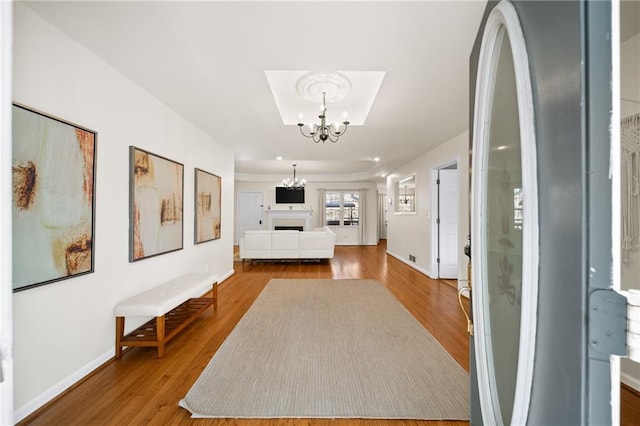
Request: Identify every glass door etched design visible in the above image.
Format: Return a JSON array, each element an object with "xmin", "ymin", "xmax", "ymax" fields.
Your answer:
[{"xmin": 471, "ymin": 1, "xmax": 538, "ymax": 424}]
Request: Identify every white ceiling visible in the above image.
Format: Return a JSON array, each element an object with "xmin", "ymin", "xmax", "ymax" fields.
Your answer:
[
  {"xmin": 23, "ymin": 1, "xmax": 488, "ymax": 183},
  {"xmin": 265, "ymin": 70, "xmax": 385, "ymax": 125}
]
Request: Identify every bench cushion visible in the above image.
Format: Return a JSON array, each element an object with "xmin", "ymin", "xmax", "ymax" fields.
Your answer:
[{"xmin": 114, "ymin": 273, "xmax": 216, "ymax": 317}]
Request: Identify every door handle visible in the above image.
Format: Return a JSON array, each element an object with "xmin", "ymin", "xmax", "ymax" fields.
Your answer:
[{"xmin": 259, "ymin": 220, "xmax": 262, "ymax": 225}]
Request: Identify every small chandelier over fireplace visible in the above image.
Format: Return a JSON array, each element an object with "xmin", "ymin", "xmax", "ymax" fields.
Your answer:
[{"xmin": 282, "ymin": 164, "xmax": 305, "ymax": 189}]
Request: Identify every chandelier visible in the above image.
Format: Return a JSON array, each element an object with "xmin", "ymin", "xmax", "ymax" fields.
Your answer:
[
  {"xmin": 297, "ymin": 92, "xmax": 350, "ymax": 144},
  {"xmin": 282, "ymin": 164, "xmax": 305, "ymax": 189},
  {"xmin": 401, "ymin": 185, "xmax": 409, "ymax": 204}
]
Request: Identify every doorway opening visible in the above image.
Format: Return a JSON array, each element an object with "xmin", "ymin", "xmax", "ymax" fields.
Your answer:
[
  {"xmin": 618, "ymin": 0, "xmax": 640, "ymax": 399},
  {"xmin": 430, "ymin": 160, "xmax": 459, "ymax": 280}
]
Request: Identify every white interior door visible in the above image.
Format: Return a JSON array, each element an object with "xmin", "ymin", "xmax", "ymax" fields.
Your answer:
[
  {"xmin": 438, "ymin": 168, "xmax": 458, "ymax": 278},
  {"xmin": 236, "ymin": 192, "xmax": 263, "ymax": 243},
  {"xmin": 377, "ymin": 193, "xmax": 387, "ymax": 240}
]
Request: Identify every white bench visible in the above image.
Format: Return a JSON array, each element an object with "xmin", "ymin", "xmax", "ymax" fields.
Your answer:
[{"xmin": 114, "ymin": 273, "xmax": 217, "ymax": 358}]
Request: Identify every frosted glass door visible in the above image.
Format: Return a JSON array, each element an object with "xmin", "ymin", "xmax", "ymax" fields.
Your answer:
[
  {"xmin": 471, "ymin": 2, "xmax": 538, "ymax": 424},
  {"xmin": 483, "ymin": 32, "xmax": 522, "ymax": 425}
]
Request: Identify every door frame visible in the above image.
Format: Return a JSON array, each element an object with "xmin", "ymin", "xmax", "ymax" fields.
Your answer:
[{"xmin": 430, "ymin": 157, "xmax": 460, "ymax": 280}]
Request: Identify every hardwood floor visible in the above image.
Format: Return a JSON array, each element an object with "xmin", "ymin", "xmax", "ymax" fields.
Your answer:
[{"xmin": 20, "ymin": 242, "xmax": 640, "ymax": 425}]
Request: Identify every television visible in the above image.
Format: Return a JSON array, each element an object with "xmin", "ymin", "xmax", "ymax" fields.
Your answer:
[{"xmin": 275, "ymin": 186, "xmax": 305, "ymax": 204}]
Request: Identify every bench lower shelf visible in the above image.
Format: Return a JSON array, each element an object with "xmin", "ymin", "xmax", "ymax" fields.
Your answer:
[{"xmin": 115, "ymin": 285, "xmax": 217, "ymax": 358}]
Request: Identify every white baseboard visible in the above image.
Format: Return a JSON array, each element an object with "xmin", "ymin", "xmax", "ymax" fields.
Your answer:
[
  {"xmin": 14, "ymin": 348, "xmax": 113, "ymax": 423},
  {"xmin": 218, "ymin": 268, "xmax": 235, "ymax": 284},
  {"xmin": 386, "ymin": 250, "xmax": 434, "ymax": 278},
  {"xmin": 386, "ymin": 251, "xmax": 468, "ymax": 296},
  {"xmin": 622, "ymin": 371, "xmax": 640, "ymax": 393}
]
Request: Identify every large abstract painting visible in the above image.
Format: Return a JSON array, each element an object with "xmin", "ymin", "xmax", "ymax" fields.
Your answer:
[
  {"xmin": 194, "ymin": 168, "xmax": 221, "ymax": 244},
  {"xmin": 130, "ymin": 146, "xmax": 184, "ymax": 261},
  {"xmin": 12, "ymin": 104, "xmax": 97, "ymax": 292}
]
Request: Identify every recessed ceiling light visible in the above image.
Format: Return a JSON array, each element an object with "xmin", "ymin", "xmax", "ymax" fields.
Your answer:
[
  {"xmin": 373, "ymin": 157, "xmax": 380, "ymax": 162},
  {"xmin": 276, "ymin": 156, "xmax": 283, "ymax": 160},
  {"xmin": 381, "ymin": 173, "xmax": 387, "ymax": 178}
]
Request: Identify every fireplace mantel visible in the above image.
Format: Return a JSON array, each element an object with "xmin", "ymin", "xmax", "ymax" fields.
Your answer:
[{"xmin": 266, "ymin": 209, "xmax": 312, "ymax": 231}]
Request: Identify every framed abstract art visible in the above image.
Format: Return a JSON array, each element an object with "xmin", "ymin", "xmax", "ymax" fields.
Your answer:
[
  {"xmin": 194, "ymin": 168, "xmax": 221, "ymax": 244},
  {"xmin": 12, "ymin": 103, "xmax": 97, "ymax": 292},
  {"xmin": 129, "ymin": 146, "xmax": 184, "ymax": 262}
]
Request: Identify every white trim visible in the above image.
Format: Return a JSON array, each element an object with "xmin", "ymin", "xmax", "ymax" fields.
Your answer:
[
  {"xmin": 611, "ymin": 0, "xmax": 621, "ymax": 295},
  {"xmin": 217, "ymin": 268, "xmax": 235, "ymax": 284},
  {"xmin": 471, "ymin": 1, "xmax": 538, "ymax": 425},
  {"xmin": 611, "ymin": 3, "xmax": 621, "ymax": 424},
  {"xmin": 386, "ymin": 250, "xmax": 434, "ymax": 278},
  {"xmin": 622, "ymin": 371, "xmax": 640, "ymax": 393},
  {"xmin": 14, "ymin": 349, "xmax": 113, "ymax": 423}
]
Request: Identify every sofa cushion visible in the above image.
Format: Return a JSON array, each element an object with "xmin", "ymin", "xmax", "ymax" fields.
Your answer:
[
  {"xmin": 271, "ymin": 230, "xmax": 300, "ymax": 258},
  {"xmin": 299, "ymin": 229, "xmax": 335, "ymax": 258},
  {"xmin": 242, "ymin": 231, "xmax": 272, "ymax": 250},
  {"xmin": 299, "ymin": 230, "xmax": 335, "ymax": 249},
  {"xmin": 271, "ymin": 230, "xmax": 300, "ymax": 249}
]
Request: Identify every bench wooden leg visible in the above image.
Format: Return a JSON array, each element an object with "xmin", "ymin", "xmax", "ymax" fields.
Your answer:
[
  {"xmin": 115, "ymin": 316, "xmax": 125, "ymax": 359},
  {"xmin": 212, "ymin": 283, "xmax": 218, "ymax": 311},
  {"xmin": 156, "ymin": 315, "xmax": 165, "ymax": 358}
]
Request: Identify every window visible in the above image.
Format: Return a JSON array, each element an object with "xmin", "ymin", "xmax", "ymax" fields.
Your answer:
[{"xmin": 325, "ymin": 191, "xmax": 359, "ymax": 227}]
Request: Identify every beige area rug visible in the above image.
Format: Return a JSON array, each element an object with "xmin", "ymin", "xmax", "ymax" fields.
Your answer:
[{"xmin": 179, "ymin": 279, "xmax": 470, "ymax": 420}]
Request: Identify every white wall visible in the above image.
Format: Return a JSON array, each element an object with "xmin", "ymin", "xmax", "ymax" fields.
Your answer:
[
  {"xmin": 386, "ymin": 130, "xmax": 469, "ymax": 286},
  {"xmin": 12, "ymin": 4, "xmax": 235, "ymax": 420},
  {"xmin": 1, "ymin": 2, "xmax": 14, "ymax": 424},
  {"xmin": 235, "ymin": 180, "xmax": 378, "ymax": 246},
  {"xmin": 621, "ymin": 33, "xmax": 640, "ymax": 392}
]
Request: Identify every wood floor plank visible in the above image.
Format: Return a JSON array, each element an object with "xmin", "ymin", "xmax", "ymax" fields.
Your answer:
[{"xmin": 18, "ymin": 242, "xmax": 640, "ymax": 425}]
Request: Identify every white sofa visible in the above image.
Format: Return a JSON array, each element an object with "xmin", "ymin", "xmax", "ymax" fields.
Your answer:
[{"xmin": 239, "ymin": 226, "xmax": 336, "ymax": 261}]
